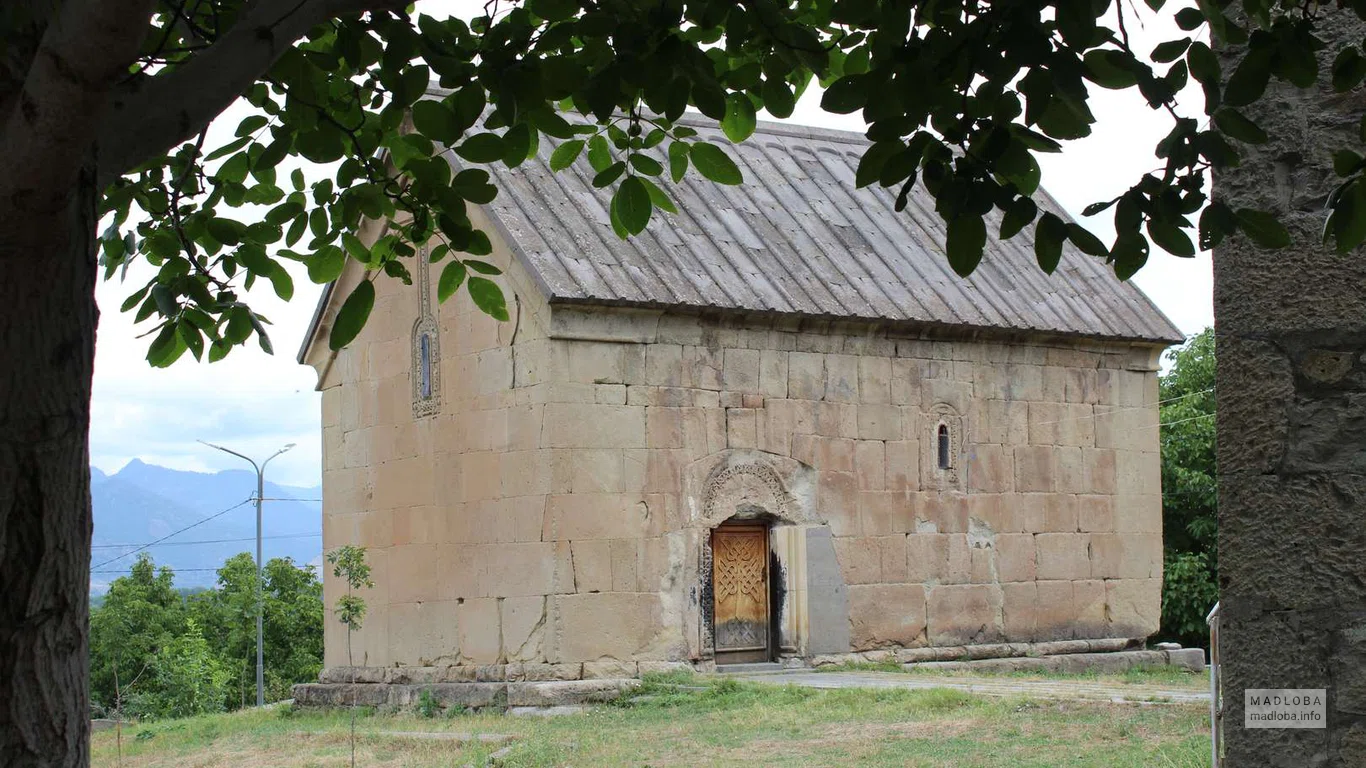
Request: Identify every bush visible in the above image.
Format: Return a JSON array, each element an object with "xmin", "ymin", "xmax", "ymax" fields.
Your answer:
[{"xmin": 1160, "ymin": 551, "xmax": 1219, "ymax": 648}]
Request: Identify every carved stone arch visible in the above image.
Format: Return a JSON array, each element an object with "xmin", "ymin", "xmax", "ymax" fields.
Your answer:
[
  {"xmin": 923, "ymin": 402, "xmax": 964, "ymax": 491},
  {"xmin": 686, "ymin": 450, "xmax": 818, "ymax": 530}
]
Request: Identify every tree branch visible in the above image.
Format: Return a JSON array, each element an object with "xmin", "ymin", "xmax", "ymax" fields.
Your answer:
[
  {"xmin": 97, "ymin": 0, "xmax": 405, "ymax": 189},
  {"xmin": 0, "ymin": 0, "xmax": 158, "ymax": 218}
]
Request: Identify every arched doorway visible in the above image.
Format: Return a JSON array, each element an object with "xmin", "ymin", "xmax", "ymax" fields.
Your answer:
[{"xmin": 711, "ymin": 519, "xmax": 773, "ymax": 664}]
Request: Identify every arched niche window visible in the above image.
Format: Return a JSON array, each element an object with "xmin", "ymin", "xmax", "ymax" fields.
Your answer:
[
  {"xmin": 418, "ymin": 332, "xmax": 433, "ymax": 399},
  {"xmin": 923, "ymin": 403, "xmax": 964, "ymax": 490},
  {"xmin": 937, "ymin": 424, "xmax": 951, "ymax": 470},
  {"xmin": 411, "ymin": 245, "xmax": 441, "ymax": 418}
]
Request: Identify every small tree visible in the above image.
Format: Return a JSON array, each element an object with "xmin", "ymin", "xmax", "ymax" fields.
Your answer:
[{"xmin": 326, "ymin": 545, "xmax": 372, "ymax": 768}]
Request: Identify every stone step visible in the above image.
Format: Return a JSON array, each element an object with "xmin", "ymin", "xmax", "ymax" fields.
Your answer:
[{"xmin": 715, "ymin": 662, "xmax": 785, "ymax": 675}]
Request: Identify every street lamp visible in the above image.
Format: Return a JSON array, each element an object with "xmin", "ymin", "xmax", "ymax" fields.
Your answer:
[{"xmin": 198, "ymin": 440, "xmax": 295, "ymax": 707}]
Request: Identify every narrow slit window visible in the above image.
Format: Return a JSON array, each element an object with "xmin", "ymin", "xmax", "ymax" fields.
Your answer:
[
  {"xmin": 937, "ymin": 424, "xmax": 951, "ymax": 469},
  {"xmin": 419, "ymin": 333, "xmax": 432, "ymax": 399}
]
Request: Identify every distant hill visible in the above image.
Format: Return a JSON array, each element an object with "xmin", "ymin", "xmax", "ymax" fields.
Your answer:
[{"xmin": 91, "ymin": 460, "xmax": 322, "ymax": 593}]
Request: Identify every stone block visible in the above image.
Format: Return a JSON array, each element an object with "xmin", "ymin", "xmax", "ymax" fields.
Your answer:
[
  {"xmin": 1089, "ymin": 533, "xmax": 1162, "ymax": 579},
  {"xmin": 995, "ymin": 534, "xmax": 1036, "ymax": 582},
  {"xmin": 855, "ymin": 440, "xmax": 886, "ymax": 490},
  {"xmin": 818, "ymin": 471, "xmax": 860, "ymax": 536},
  {"xmin": 320, "ymin": 666, "xmax": 387, "ymax": 684},
  {"xmin": 507, "ymin": 680, "xmax": 639, "ymax": 706},
  {"xmin": 1035, "ymin": 533, "xmax": 1091, "ymax": 580},
  {"xmin": 1114, "ymin": 493, "xmax": 1161, "ymax": 533},
  {"xmin": 858, "ymin": 357, "xmax": 892, "ymax": 404},
  {"xmin": 825, "ymin": 354, "xmax": 860, "ymax": 402},
  {"xmin": 1013, "ymin": 446, "xmax": 1055, "ymax": 493},
  {"xmin": 638, "ymin": 661, "xmax": 694, "ymax": 677},
  {"xmin": 610, "ymin": 538, "xmax": 639, "ymax": 592},
  {"xmin": 832, "ymin": 536, "xmax": 882, "ymax": 584},
  {"xmin": 647, "ymin": 407, "xmax": 685, "ymax": 449},
  {"xmin": 857, "ymin": 404, "xmax": 902, "ymax": 441},
  {"xmin": 921, "ymin": 493, "xmax": 968, "ymax": 533},
  {"xmin": 726, "ymin": 408, "xmax": 759, "ymax": 449},
  {"xmin": 520, "ymin": 663, "xmax": 584, "ymax": 681},
  {"xmin": 878, "ymin": 535, "xmax": 909, "ymax": 583},
  {"xmin": 545, "ymin": 494, "xmax": 649, "ymax": 540},
  {"xmin": 860, "ymin": 491, "xmax": 914, "ymax": 535},
  {"xmin": 1077, "ymin": 495, "xmax": 1115, "ymax": 532},
  {"xmin": 890, "ymin": 359, "xmax": 921, "ymax": 405},
  {"xmin": 1103, "ymin": 576, "xmax": 1158, "ymax": 636},
  {"xmin": 475, "ymin": 664, "xmax": 507, "ymax": 682},
  {"xmin": 479, "ymin": 542, "xmax": 558, "ymax": 597},
  {"xmin": 815, "ymin": 436, "xmax": 855, "ymax": 472},
  {"xmin": 1056, "ymin": 446, "xmax": 1085, "ymax": 494},
  {"xmin": 645, "ymin": 344, "xmax": 684, "ymax": 386},
  {"xmin": 787, "ymin": 351, "xmax": 825, "ymax": 400},
  {"xmin": 1073, "ymin": 579, "xmax": 1108, "ymax": 638},
  {"xmin": 1027, "ymin": 402, "xmax": 1064, "ymax": 445},
  {"xmin": 1115, "ymin": 449, "xmax": 1161, "ymax": 497},
  {"xmin": 816, "ymin": 402, "xmax": 858, "ymax": 438},
  {"xmin": 967, "ymin": 444, "xmax": 1012, "ymax": 493},
  {"xmin": 1083, "ymin": 448, "xmax": 1117, "ymax": 494},
  {"xmin": 502, "ymin": 596, "xmax": 547, "ymax": 662},
  {"xmin": 723, "ymin": 348, "xmax": 762, "ymax": 392},
  {"xmin": 552, "ymin": 449, "xmax": 624, "ymax": 494},
  {"xmin": 921, "ymin": 533, "xmax": 971, "ymax": 585},
  {"xmin": 549, "ymin": 593, "xmax": 662, "ymax": 662},
  {"xmin": 1034, "ymin": 581, "xmax": 1076, "ymax": 641},
  {"xmin": 682, "ymin": 345, "xmax": 723, "ymax": 390},
  {"xmin": 543, "ymin": 403, "xmax": 645, "ymax": 448},
  {"xmin": 926, "ymin": 585, "xmax": 1003, "ymax": 645},
  {"xmin": 582, "ymin": 660, "xmax": 638, "ymax": 679},
  {"xmin": 1001, "ymin": 581, "xmax": 1037, "ymax": 641},
  {"xmin": 457, "ymin": 598, "xmax": 501, "ymax": 664},
  {"xmin": 884, "ymin": 440, "xmax": 919, "ymax": 491},
  {"xmin": 571, "ymin": 539, "xmax": 613, "ymax": 592},
  {"xmin": 849, "ymin": 584, "xmax": 927, "ymax": 649},
  {"xmin": 759, "ymin": 349, "xmax": 788, "ymax": 398}
]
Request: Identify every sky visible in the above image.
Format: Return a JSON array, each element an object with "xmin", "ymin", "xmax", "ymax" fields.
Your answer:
[{"xmin": 89, "ymin": 3, "xmax": 1213, "ymax": 489}]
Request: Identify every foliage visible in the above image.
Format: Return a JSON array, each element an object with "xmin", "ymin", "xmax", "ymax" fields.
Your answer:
[
  {"xmin": 325, "ymin": 544, "xmax": 372, "ymax": 768},
  {"xmin": 4, "ymin": 0, "xmax": 1342, "ymax": 366},
  {"xmin": 89, "ymin": 553, "xmax": 323, "ymax": 718},
  {"xmin": 1156, "ymin": 328, "xmax": 1217, "ymax": 647}
]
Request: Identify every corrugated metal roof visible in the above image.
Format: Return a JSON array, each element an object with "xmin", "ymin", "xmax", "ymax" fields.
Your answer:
[{"xmin": 472, "ymin": 117, "xmax": 1184, "ymax": 345}]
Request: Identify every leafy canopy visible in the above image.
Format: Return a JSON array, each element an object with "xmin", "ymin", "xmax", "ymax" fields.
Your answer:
[{"xmin": 71, "ymin": 0, "xmax": 1366, "ymax": 364}]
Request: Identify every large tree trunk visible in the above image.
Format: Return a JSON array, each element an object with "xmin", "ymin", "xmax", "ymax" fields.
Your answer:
[
  {"xmin": 0, "ymin": 165, "xmax": 99, "ymax": 766},
  {"xmin": 1216, "ymin": 10, "xmax": 1366, "ymax": 765}
]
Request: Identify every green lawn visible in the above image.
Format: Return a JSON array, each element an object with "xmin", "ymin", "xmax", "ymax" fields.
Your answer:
[{"xmin": 92, "ymin": 675, "xmax": 1210, "ymax": 767}]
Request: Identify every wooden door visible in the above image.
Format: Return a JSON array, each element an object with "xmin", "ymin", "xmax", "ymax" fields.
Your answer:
[{"xmin": 711, "ymin": 523, "xmax": 770, "ymax": 664}]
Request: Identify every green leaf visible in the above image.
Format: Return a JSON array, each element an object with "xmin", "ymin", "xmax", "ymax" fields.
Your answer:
[
  {"xmin": 945, "ymin": 214, "xmax": 986, "ymax": 277},
  {"xmin": 689, "ymin": 143, "xmax": 743, "ymax": 185},
  {"xmin": 255, "ymin": 138, "xmax": 290, "ymax": 171},
  {"xmin": 454, "ymin": 133, "xmax": 507, "ymax": 163},
  {"xmin": 1035, "ymin": 212, "xmax": 1066, "ymax": 274},
  {"xmin": 437, "ymin": 260, "xmax": 467, "ymax": 302},
  {"xmin": 205, "ymin": 137, "xmax": 250, "ymax": 162},
  {"xmin": 722, "ymin": 93, "xmax": 757, "ymax": 143},
  {"xmin": 147, "ymin": 323, "xmax": 185, "ymax": 368},
  {"xmin": 1150, "ymin": 37, "xmax": 1192, "ymax": 63},
  {"xmin": 178, "ymin": 322, "xmax": 204, "ymax": 362},
  {"xmin": 267, "ymin": 264, "xmax": 294, "ymax": 301},
  {"xmin": 762, "ymin": 78, "xmax": 795, "ymax": 119},
  {"xmin": 218, "ymin": 153, "xmax": 250, "ymax": 184},
  {"xmin": 1186, "ymin": 42, "xmax": 1220, "ymax": 86},
  {"xmin": 1334, "ymin": 149, "xmax": 1364, "ymax": 178},
  {"xmin": 821, "ymin": 74, "xmax": 867, "ymax": 114},
  {"xmin": 1066, "ymin": 223, "xmax": 1108, "ymax": 256},
  {"xmin": 629, "ymin": 153, "xmax": 663, "ymax": 176},
  {"xmin": 550, "ymin": 139, "xmax": 585, "ymax": 171},
  {"xmin": 307, "ymin": 245, "xmax": 346, "ymax": 284},
  {"xmin": 855, "ymin": 142, "xmax": 903, "ymax": 189},
  {"xmin": 1147, "ymin": 218, "xmax": 1196, "ymax": 257},
  {"xmin": 328, "ymin": 280, "xmax": 375, "ymax": 350},
  {"xmin": 1235, "ymin": 207, "xmax": 1291, "ymax": 248},
  {"xmin": 1212, "ymin": 107, "xmax": 1268, "ymax": 144},
  {"xmin": 1000, "ymin": 197, "xmax": 1037, "ymax": 240},
  {"xmin": 528, "ymin": 0, "xmax": 578, "ymax": 21},
  {"xmin": 467, "ymin": 276, "xmax": 509, "ymax": 321},
  {"xmin": 412, "ymin": 100, "xmax": 460, "ymax": 143},
  {"xmin": 613, "ymin": 176, "xmax": 653, "ymax": 236},
  {"xmin": 668, "ymin": 141, "xmax": 689, "ymax": 182},
  {"xmin": 587, "ymin": 135, "xmax": 612, "ymax": 172},
  {"xmin": 1224, "ymin": 49, "xmax": 1271, "ymax": 106},
  {"xmin": 638, "ymin": 176, "xmax": 678, "ymax": 214},
  {"xmin": 1082, "ymin": 50, "xmax": 1139, "ymax": 89},
  {"xmin": 593, "ymin": 161, "xmax": 625, "ymax": 188},
  {"xmin": 1337, "ymin": 47, "xmax": 1366, "ymax": 90}
]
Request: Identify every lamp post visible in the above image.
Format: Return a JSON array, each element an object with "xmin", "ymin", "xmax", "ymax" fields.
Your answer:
[{"xmin": 199, "ymin": 440, "xmax": 295, "ymax": 707}]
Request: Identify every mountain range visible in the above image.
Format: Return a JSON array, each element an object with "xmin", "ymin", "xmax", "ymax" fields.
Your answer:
[{"xmin": 91, "ymin": 460, "xmax": 322, "ymax": 593}]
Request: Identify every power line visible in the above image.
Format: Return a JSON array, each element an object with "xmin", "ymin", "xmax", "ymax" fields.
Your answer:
[
  {"xmin": 91, "ymin": 532, "xmax": 321, "ymax": 550},
  {"xmin": 91, "ymin": 497, "xmax": 255, "ymax": 570},
  {"xmin": 1031, "ymin": 387, "xmax": 1214, "ymax": 428},
  {"xmin": 91, "ymin": 567, "xmax": 233, "ymax": 575}
]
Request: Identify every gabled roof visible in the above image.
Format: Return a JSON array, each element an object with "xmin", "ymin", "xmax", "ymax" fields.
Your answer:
[{"xmin": 477, "ymin": 116, "xmax": 1183, "ymax": 345}]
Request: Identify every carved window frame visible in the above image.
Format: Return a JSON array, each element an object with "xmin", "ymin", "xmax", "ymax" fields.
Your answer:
[
  {"xmin": 925, "ymin": 403, "xmax": 963, "ymax": 490},
  {"xmin": 411, "ymin": 247, "xmax": 441, "ymax": 418}
]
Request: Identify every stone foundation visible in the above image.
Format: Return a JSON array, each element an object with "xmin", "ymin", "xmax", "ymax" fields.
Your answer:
[{"xmin": 293, "ymin": 678, "xmax": 640, "ymax": 709}]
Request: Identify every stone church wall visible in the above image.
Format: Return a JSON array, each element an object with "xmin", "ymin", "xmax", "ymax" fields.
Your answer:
[{"xmin": 315, "ymin": 217, "xmax": 1166, "ymax": 673}]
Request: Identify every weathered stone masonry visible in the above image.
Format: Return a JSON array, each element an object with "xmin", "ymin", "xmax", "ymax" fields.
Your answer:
[{"xmin": 297, "ymin": 114, "xmax": 1180, "ymax": 684}]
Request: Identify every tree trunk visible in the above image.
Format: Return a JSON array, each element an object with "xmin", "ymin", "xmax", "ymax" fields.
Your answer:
[
  {"xmin": 1216, "ymin": 10, "xmax": 1366, "ymax": 764},
  {"xmin": 0, "ymin": 164, "xmax": 99, "ymax": 766}
]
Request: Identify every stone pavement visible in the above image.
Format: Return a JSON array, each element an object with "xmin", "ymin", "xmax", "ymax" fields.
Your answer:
[{"xmin": 722, "ymin": 669, "xmax": 1211, "ymax": 706}]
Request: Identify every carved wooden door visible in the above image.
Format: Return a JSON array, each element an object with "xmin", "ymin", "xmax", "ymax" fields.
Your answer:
[{"xmin": 711, "ymin": 524, "xmax": 770, "ymax": 664}]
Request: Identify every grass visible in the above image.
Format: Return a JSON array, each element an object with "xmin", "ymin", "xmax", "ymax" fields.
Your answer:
[
  {"xmin": 819, "ymin": 661, "xmax": 1209, "ymax": 690},
  {"xmin": 92, "ymin": 673, "xmax": 1210, "ymax": 767}
]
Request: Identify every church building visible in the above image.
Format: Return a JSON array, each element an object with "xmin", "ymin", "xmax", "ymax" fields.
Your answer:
[{"xmin": 296, "ymin": 115, "xmax": 1182, "ymax": 684}]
